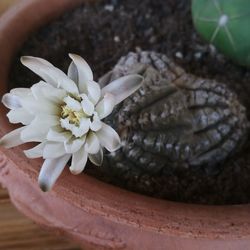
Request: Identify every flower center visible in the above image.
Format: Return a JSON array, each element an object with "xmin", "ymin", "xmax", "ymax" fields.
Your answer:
[
  {"xmin": 61, "ymin": 105, "xmax": 84, "ymax": 126},
  {"xmin": 59, "ymin": 94, "xmax": 94, "ymax": 138}
]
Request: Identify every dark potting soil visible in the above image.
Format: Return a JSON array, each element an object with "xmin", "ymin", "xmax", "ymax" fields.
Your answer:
[{"xmin": 9, "ymin": 0, "xmax": 250, "ymax": 205}]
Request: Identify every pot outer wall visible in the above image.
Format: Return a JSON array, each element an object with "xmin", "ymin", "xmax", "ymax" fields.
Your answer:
[{"xmin": 0, "ymin": 0, "xmax": 250, "ymax": 249}]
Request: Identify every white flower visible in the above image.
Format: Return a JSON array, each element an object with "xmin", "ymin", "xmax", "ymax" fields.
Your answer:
[{"xmin": 0, "ymin": 54, "xmax": 143, "ymax": 192}]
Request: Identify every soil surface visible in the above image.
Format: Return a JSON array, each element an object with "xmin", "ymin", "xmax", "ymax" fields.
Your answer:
[{"xmin": 9, "ymin": 0, "xmax": 250, "ymax": 204}]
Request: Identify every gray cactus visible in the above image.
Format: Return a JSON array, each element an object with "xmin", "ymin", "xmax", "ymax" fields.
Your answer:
[{"xmin": 98, "ymin": 51, "xmax": 248, "ymax": 183}]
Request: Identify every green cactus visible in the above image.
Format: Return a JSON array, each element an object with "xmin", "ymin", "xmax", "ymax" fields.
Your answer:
[{"xmin": 192, "ymin": 0, "xmax": 250, "ymax": 67}]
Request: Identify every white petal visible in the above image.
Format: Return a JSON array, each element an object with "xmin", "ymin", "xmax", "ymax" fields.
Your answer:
[
  {"xmin": 64, "ymin": 137, "xmax": 85, "ymax": 154},
  {"xmin": 89, "ymin": 148, "xmax": 103, "ymax": 166},
  {"xmin": 101, "ymin": 74, "xmax": 143, "ymax": 105},
  {"xmin": 96, "ymin": 123, "xmax": 121, "ymax": 152},
  {"xmin": 21, "ymin": 56, "xmax": 58, "ymax": 86},
  {"xmin": 57, "ymin": 75, "xmax": 79, "ymax": 94},
  {"xmin": 10, "ymin": 87, "xmax": 31, "ymax": 97},
  {"xmin": 63, "ymin": 95, "xmax": 81, "ymax": 111},
  {"xmin": 84, "ymin": 132, "xmax": 100, "ymax": 154},
  {"xmin": 60, "ymin": 118, "xmax": 73, "ymax": 131},
  {"xmin": 20, "ymin": 94, "xmax": 60, "ymax": 115},
  {"xmin": 24, "ymin": 142, "xmax": 46, "ymax": 159},
  {"xmin": 70, "ymin": 129, "xmax": 86, "ymax": 138},
  {"xmin": 80, "ymin": 94, "xmax": 94, "ymax": 116},
  {"xmin": 47, "ymin": 127, "xmax": 71, "ymax": 142},
  {"xmin": 21, "ymin": 115, "xmax": 59, "ymax": 142},
  {"xmin": 31, "ymin": 81, "xmax": 66, "ymax": 103},
  {"xmin": 43, "ymin": 142, "xmax": 66, "ymax": 158},
  {"xmin": 96, "ymin": 93, "xmax": 115, "ymax": 119},
  {"xmin": 7, "ymin": 108, "xmax": 34, "ymax": 125},
  {"xmin": 67, "ymin": 61, "xmax": 78, "ymax": 83},
  {"xmin": 43, "ymin": 88, "xmax": 67, "ymax": 103},
  {"xmin": 87, "ymin": 80, "xmax": 101, "ymax": 105},
  {"xmin": 70, "ymin": 147, "xmax": 88, "ymax": 175},
  {"xmin": 38, "ymin": 154, "xmax": 71, "ymax": 192},
  {"xmin": 77, "ymin": 118, "xmax": 91, "ymax": 136},
  {"xmin": 2, "ymin": 93, "xmax": 22, "ymax": 109},
  {"xmin": 31, "ymin": 81, "xmax": 50, "ymax": 99},
  {"xmin": 60, "ymin": 118, "xmax": 89, "ymax": 138},
  {"xmin": 90, "ymin": 112, "xmax": 102, "ymax": 131},
  {"xmin": 68, "ymin": 54, "xmax": 93, "ymax": 93},
  {"xmin": 0, "ymin": 127, "xmax": 25, "ymax": 148},
  {"xmin": 21, "ymin": 56, "xmax": 79, "ymax": 94}
]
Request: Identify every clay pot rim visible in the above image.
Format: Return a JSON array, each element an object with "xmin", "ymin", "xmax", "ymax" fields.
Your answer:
[{"xmin": 0, "ymin": 0, "xmax": 250, "ymax": 243}]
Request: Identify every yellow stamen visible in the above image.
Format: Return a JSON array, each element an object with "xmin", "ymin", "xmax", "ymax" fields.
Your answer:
[{"xmin": 61, "ymin": 105, "xmax": 85, "ymax": 126}]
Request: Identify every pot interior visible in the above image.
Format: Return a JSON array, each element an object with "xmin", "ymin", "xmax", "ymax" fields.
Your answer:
[{"xmin": 8, "ymin": 0, "xmax": 250, "ymax": 205}]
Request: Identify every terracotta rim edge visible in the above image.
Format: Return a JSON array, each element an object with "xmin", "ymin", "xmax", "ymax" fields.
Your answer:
[{"xmin": 1, "ymin": 153, "xmax": 250, "ymax": 250}]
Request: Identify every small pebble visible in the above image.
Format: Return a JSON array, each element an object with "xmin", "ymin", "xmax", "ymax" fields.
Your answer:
[
  {"xmin": 194, "ymin": 52, "xmax": 202, "ymax": 59},
  {"xmin": 135, "ymin": 46, "xmax": 142, "ymax": 53},
  {"xmin": 149, "ymin": 36, "xmax": 156, "ymax": 44},
  {"xmin": 175, "ymin": 51, "xmax": 183, "ymax": 59},
  {"xmin": 114, "ymin": 36, "xmax": 120, "ymax": 42},
  {"xmin": 104, "ymin": 4, "xmax": 114, "ymax": 12}
]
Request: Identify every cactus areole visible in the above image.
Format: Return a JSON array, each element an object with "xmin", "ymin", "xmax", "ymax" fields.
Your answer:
[{"xmin": 192, "ymin": 0, "xmax": 250, "ymax": 67}]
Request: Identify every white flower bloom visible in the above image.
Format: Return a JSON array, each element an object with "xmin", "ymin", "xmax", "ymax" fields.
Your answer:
[{"xmin": 0, "ymin": 54, "xmax": 143, "ymax": 192}]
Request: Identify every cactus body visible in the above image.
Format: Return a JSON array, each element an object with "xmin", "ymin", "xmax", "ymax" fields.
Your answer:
[
  {"xmin": 100, "ymin": 51, "xmax": 248, "ymax": 177},
  {"xmin": 192, "ymin": 0, "xmax": 250, "ymax": 67}
]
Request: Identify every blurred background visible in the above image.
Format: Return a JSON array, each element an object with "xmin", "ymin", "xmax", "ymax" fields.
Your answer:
[{"xmin": 0, "ymin": 1, "xmax": 81, "ymax": 249}]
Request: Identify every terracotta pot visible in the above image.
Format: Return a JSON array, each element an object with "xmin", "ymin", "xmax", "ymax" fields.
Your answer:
[{"xmin": 0, "ymin": 0, "xmax": 250, "ymax": 249}]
